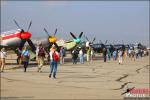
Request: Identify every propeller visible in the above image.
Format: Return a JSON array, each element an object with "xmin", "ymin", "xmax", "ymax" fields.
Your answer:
[
  {"xmin": 85, "ymin": 36, "xmax": 89, "ymax": 41},
  {"xmin": 27, "ymin": 39, "xmax": 36, "ymax": 52},
  {"xmin": 105, "ymin": 40, "xmax": 108, "ymax": 44},
  {"xmin": 79, "ymin": 32, "xmax": 83, "ymax": 38},
  {"xmin": 70, "ymin": 32, "xmax": 77, "ymax": 39},
  {"xmin": 43, "ymin": 28, "xmax": 59, "ymax": 52},
  {"xmin": 27, "ymin": 21, "xmax": 32, "ymax": 32},
  {"xmin": 92, "ymin": 37, "xmax": 96, "ymax": 44},
  {"xmin": 13, "ymin": 19, "xmax": 36, "ymax": 53},
  {"xmin": 84, "ymin": 35, "xmax": 89, "ymax": 41},
  {"xmin": 44, "ymin": 28, "xmax": 51, "ymax": 37},
  {"xmin": 84, "ymin": 35, "xmax": 96, "ymax": 44},
  {"xmin": 13, "ymin": 19, "xmax": 21, "ymax": 29},
  {"xmin": 70, "ymin": 32, "xmax": 83, "ymax": 44},
  {"xmin": 54, "ymin": 28, "xmax": 57, "ymax": 36}
]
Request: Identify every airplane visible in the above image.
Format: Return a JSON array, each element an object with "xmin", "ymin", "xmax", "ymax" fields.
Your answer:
[
  {"xmin": 84, "ymin": 35, "xmax": 96, "ymax": 48},
  {"xmin": 0, "ymin": 19, "xmax": 36, "ymax": 63},
  {"xmin": 91, "ymin": 40, "xmax": 131, "ymax": 54},
  {"xmin": 91, "ymin": 40, "xmax": 109, "ymax": 53},
  {"xmin": 42, "ymin": 27, "xmax": 84, "ymax": 52},
  {"xmin": 77, "ymin": 35, "xmax": 96, "ymax": 53}
]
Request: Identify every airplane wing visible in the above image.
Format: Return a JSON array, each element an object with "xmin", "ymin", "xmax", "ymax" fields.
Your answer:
[
  {"xmin": 56, "ymin": 39, "xmax": 66, "ymax": 47},
  {"xmin": 65, "ymin": 42, "xmax": 76, "ymax": 50}
]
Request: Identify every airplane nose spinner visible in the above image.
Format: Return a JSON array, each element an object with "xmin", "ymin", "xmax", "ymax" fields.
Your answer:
[
  {"xmin": 74, "ymin": 38, "xmax": 81, "ymax": 44},
  {"xmin": 20, "ymin": 32, "xmax": 31, "ymax": 40},
  {"xmin": 49, "ymin": 37, "xmax": 57, "ymax": 43}
]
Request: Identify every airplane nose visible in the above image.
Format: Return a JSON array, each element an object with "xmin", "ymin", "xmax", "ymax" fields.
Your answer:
[
  {"xmin": 49, "ymin": 37, "xmax": 57, "ymax": 43},
  {"xmin": 74, "ymin": 38, "xmax": 81, "ymax": 44},
  {"xmin": 21, "ymin": 32, "xmax": 31, "ymax": 40}
]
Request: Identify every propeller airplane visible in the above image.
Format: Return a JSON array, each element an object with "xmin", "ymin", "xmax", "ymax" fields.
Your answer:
[
  {"xmin": 42, "ymin": 27, "xmax": 84, "ymax": 52},
  {"xmin": 0, "ymin": 19, "xmax": 36, "ymax": 53}
]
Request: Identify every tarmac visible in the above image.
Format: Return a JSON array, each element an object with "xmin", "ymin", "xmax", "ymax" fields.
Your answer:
[{"xmin": 0, "ymin": 54, "xmax": 149, "ymax": 99}]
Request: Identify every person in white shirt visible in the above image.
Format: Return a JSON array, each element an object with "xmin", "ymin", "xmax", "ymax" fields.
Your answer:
[
  {"xmin": 36, "ymin": 45, "xmax": 40, "ymax": 64},
  {"xmin": 90, "ymin": 47, "xmax": 94, "ymax": 61},
  {"xmin": 0, "ymin": 48, "xmax": 7, "ymax": 72},
  {"xmin": 49, "ymin": 46, "xmax": 59, "ymax": 79},
  {"xmin": 118, "ymin": 48, "xmax": 123, "ymax": 65},
  {"xmin": 79, "ymin": 48, "xmax": 84, "ymax": 64}
]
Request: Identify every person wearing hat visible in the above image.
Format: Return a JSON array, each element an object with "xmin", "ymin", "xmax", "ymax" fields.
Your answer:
[
  {"xmin": 0, "ymin": 48, "xmax": 7, "ymax": 72},
  {"xmin": 49, "ymin": 45, "xmax": 59, "ymax": 79}
]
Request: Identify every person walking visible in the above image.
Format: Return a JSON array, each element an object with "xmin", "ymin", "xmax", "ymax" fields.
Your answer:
[
  {"xmin": 60, "ymin": 47, "xmax": 65, "ymax": 64},
  {"xmin": 107, "ymin": 48, "xmax": 111, "ymax": 61},
  {"xmin": 135, "ymin": 48, "xmax": 139, "ymax": 59},
  {"xmin": 21, "ymin": 46, "xmax": 30, "ymax": 72},
  {"xmin": 37, "ymin": 44, "xmax": 46, "ymax": 72},
  {"xmin": 131, "ymin": 49, "xmax": 135, "ymax": 61},
  {"xmin": 72, "ymin": 49, "xmax": 78, "ymax": 64},
  {"xmin": 113, "ymin": 49, "xmax": 117, "ymax": 61},
  {"xmin": 0, "ymin": 48, "xmax": 7, "ymax": 72},
  {"xmin": 102, "ymin": 48, "xmax": 107, "ymax": 62},
  {"xmin": 16, "ymin": 48, "xmax": 22, "ymax": 64},
  {"xmin": 118, "ymin": 48, "xmax": 123, "ymax": 65},
  {"xmin": 36, "ymin": 44, "xmax": 40, "ymax": 65},
  {"xmin": 128, "ymin": 48, "xmax": 132, "ymax": 58},
  {"xmin": 86, "ymin": 47, "xmax": 91, "ymax": 62},
  {"xmin": 90, "ymin": 47, "xmax": 94, "ymax": 61},
  {"xmin": 49, "ymin": 46, "xmax": 59, "ymax": 79},
  {"xmin": 79, "ymin": 48, "xmax": 84, "ymax": 64}
]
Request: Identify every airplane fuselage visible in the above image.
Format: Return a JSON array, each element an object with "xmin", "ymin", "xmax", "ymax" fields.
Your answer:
[
  {"xmin": 0, "ymin": 29, "xmax": 32, "ymax": 48},
  {"xmin": 0, "ymin": 29, "xmax": 22, "ymax": 47}
]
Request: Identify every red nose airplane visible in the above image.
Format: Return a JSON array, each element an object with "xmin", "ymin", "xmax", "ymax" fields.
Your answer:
[{"xmin": 0, "ymin": 19, "xmax": 36, "ymax": 53}]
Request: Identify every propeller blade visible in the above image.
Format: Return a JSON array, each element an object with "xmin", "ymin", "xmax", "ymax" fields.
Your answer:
[
  {"xmin": 27, "ymin": 21, "xmax": 32, "ymax": 32},
  {"xmin": 70, "ymin": 32, "xmax": 77, "ymax": 39},
  {"xmin": 54, "ymin": 43, "xmax": 60, "ymax": 52},
  {"xmin": 105, "ymin": 40, "xmax": 108, "ymax": 44},
  {"xmin": 27, "ymin": 39, "xmax": 36, "ymax": 53},
  {"xmin": 13, "ymin": 19, "xmax": 21, "ymax": 29},
  {"xmin": 44, "ymin": 28, "xmax": 50, "ymax": 37},
  {"xmin": 48, "ymin": 43, "xmax": 53, "ymax": 52},
  {"xmin": 79, "ymin": 32, "xmax": 83, "ymax": 38},
  {"xmin": 92, "ymin": 37, "xmax": 96, "ymax": 44},
  {"xmin": 86, "ymin": 36, "xmax": 89, "ymax": 41},
  {"xmin": 99, "ymin": 40, "xmax": 102, "ymax": 44},
  {"xmin": 54, "ymin": 28, "xmax": 57, "ymax": 36},
  {"xmin": 19, "ymin": 40, "xmax": 26, "ymax": 50}
]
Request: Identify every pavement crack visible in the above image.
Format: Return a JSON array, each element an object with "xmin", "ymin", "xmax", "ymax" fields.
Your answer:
[
  {"xmin": 135, "ymin": 65, "xmax": 149, "ymax": 74},
  {"xmin": 136, "ymin": 68, "xmax": 142, "ymax": 73},
  {"xmin": 144, "ymin": 65, "xmax": 150, "ymax": 69},
  {"xmin": 113, "ymin": 82, "xmax": 132, "ymax": 90},
  {"xmin": 116, "ymin": 74, "xmax": 128, "ymax": 82}
]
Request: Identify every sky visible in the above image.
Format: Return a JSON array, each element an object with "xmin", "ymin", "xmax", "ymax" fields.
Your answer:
[{"xmin": 1, "ymin": 1, "xmax": 149, "ymax": 46}]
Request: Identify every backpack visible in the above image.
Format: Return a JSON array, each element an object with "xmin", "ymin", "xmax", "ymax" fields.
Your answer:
[
  {"xmin": 53, "ymin": 51, "xmax": 59, "ymax": 62},
  {"xmin": 38, "ymin": 47, "xmax": 45, "ymax": 57}
]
